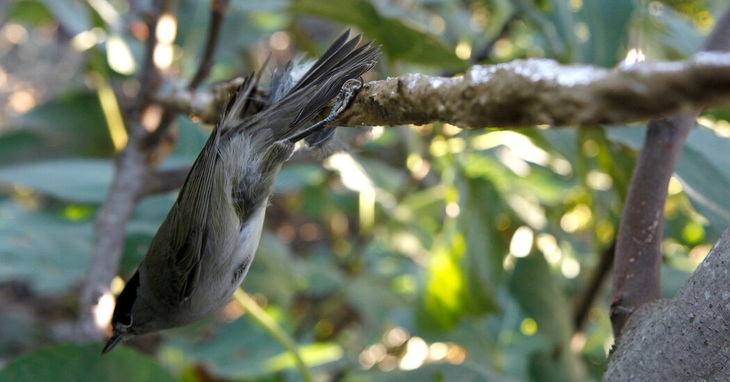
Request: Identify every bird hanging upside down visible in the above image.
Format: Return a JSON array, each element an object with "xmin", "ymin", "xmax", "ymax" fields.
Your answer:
[{"xmin": 102, "ymin": 31, "xmax": 380, "ymax": 354}]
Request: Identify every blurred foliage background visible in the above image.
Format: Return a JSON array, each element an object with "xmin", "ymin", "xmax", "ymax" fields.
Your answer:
[{"xmin": 1, "ymin": 0, "xmax": 730, "ymax": 381}]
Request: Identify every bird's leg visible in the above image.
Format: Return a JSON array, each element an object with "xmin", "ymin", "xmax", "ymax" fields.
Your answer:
[{"xmin": 285, "ymin": 77, "xmax": 363, "ymax": 144}]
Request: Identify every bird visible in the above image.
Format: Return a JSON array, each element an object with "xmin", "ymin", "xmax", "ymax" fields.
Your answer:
[{"xmin": 102, "ymin": 30, "xmax": 380, "ymax": 354}]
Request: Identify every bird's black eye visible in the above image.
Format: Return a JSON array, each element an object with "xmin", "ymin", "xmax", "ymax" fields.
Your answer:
[{"xmin": 119, "ymin": 311, "xmax": 133, "ymax": 327}]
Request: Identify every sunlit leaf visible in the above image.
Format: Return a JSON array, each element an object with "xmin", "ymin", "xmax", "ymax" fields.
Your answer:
[
  {"xmin": 607, "ymin": 126, "xmax": 730, "ymax": 235},
  {"xmin": 291, "ymin": 0, "xmax": 465, "ymax": 68}
]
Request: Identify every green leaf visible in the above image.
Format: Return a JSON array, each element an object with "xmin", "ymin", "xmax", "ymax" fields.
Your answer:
[
  {"xmin": 0, "ymin": 343, "xmax": 177, "ymax": 382},
  {"xmin": 291, "ymin": 0, "xmax": 465, "ymax": 68},
  {"xmin": 0, "ymin": 159, "xmax": 113, "ymax": 203},
  {"xmin": 508, "ymin": 253, "xmax": 584, "ymax": 382},
  {"xmin": 457, "ymin": 177, "xmax": 502, "ymax": 314},
  {"xmin": 8, "ymin": 0, "xmax": 55, "ymax": 25},
  {"xmin": 37, "ymin": 0, "xmax": 91, "ymax": 36},
  {"xmin": 0, "ymin": 200, "xmax": 93, "ymax": 294},
  {"xmin": 579, "ymin": 0, "xmax": 634, "ymax": 66},
  {"xmin": 344, "ymin": 362, "xmax": 517, "ymax": 382},
  {"xmin": 607, "ymin": 126, "xmax": 730, "ymax": 235},
  {"xmin": 162, "ymin": 314, "xmax": 342, "ymax": 380},
  {"xmin": 675, "ymin": 129, "xmax": 730, "ymax": 235},
  {"xmin": 5, "ymin": 92, "xmax": 115, "ymax": 161}
]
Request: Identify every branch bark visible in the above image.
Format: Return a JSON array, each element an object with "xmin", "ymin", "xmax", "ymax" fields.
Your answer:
[
  {"xmin": 610, "ymin": 4, "xmax": 730, "ymax": 339},
  {"xmin": 157, "ymin": 52, "xmax": 730, "ymax": 128},
  {"xmin": 75, "ymin": 0, "xmax": 228, "ymax": 342},
  {"xmin": 604, "ymin": 228, "xmax": 730, "ymax": 381},
  {"xmin": 75, "ymin": 0, "xmax": 169, "ymax": 342}
]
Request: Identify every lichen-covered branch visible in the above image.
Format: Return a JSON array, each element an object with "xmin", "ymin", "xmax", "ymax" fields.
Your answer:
[{"xmin": 158, "ymin": 52, "xmax": 730, "ymax": 128}]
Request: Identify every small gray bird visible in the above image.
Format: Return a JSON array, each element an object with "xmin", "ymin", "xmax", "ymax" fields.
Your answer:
[{"xmin": 102, "ymin": 31, "xmax": 379, "ymax": 354}]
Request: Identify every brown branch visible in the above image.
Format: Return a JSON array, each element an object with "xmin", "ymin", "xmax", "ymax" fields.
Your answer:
[
  {"xmin": 158, "ymin": 53, "xmax": 730, "ymax": 128},
  {"xmin": 470, "ymin": 13, "xmax": 520, "ymax": 64},
  {"xmin": 75, "ymin": 0, "xmax": 171, "ymax": 342},
  {"xmin": 610, "ymin": 5, "xmax": 730, "ymax": 338},
  {"xmin": 129, "ymin": 1, "xmax": 166, "ymax": 138},
  {"xmin": 605, "ymin": 228, "xmax": 730, "ymax": 380},
  {"xmin": 573, "ymin": 240, "xmax": 614, "ymax": 331},
  {"xmin": 76, "ymin": 145, "xmax": 149, "ymax": 342},
  {"xmin": 140, "ymin": 165, "xmax": 192, "ymax": 196},
  {"xmin": 187, "ymin": 0, "xmax": 230, "ymax": 90},
  {"xmin": 610, "ymin": 114, "xmax": 694, "ymax": 336}
]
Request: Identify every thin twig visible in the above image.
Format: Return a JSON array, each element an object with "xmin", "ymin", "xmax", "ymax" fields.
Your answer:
[
  {"xmin": 130, "ymin": 1, "xmax": 166, "ymax": 138},
  {"xmin": 574, "ymin": 240, "xmax": 614, "ymax": 331},
  {"xmin": 188, "ymin": 0, "xmax": 231, "ymax": 90},
  {"xmin": 140, "ymin": 165, "xmax": 192, "ymax": 196},
  {"xmin": 470, "ymin": 13, "xmax": 520, "ymax": 63},
  {"xmin": 610, "ymin": 5, "xmax": 730, "ymax": 337}
]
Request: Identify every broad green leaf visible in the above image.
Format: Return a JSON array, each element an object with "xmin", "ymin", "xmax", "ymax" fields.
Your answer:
[
  {"xmin": 457, "ymin": 176, "xmax": 503, "ymax": 314},
  {"xmin": 162, "ymin": 313, "xmax": 342, "ymax": 380},
  {"xmin": 8, "ymin": 0, "xmax": 54, "ymax": 25},
  {"xmin": 0, "ymin": 200, "xmax": 92, "ymax": 294},
  {"xmin": 291, "ymin": 0, "xmax": 465, "ymax": 68},
  {"xmin": 5, "ymin": 92, "xmax": 115, "ymax": 160},
  {"xmin": 37, "ymin": 0, "xmax": 91, "ymax": 36},
  {"xmin": 579, "ymin": 0, "xmax": 634, "ymax": 66},
  {"xmin": 508, "ymin": 253, "xmax": 585, "ymax": 382},
  {"xmin": 0, "ymin": 343, "xmax": 176, "ymax": 382},
  {"xmin": 675, "ymin": 129, "xmax": 730, "ymax": 235},
  {"xmin": 275, "ymin": 164, "xmax": 327, "ymax": 193},
  {"xmin": 607, "ymin": 126, "xmax": 730, "ymax": 235},
  {"xmin": 0, "ymin": 159, "xmax": 113, "ymax": 203}
]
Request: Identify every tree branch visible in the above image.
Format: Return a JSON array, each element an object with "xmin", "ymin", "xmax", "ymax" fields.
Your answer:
[
  {"xmin": 610, "ymin": 4, "xmax": 730, "ymax": 338},
  {"xmin": 75, "ymin": 0, "xmax": 171, "ymax": 342},
  {"xmin": 605, "ymin": 228, "xmax": 730, "ymax": 380},
  {"xmin": 610, "ymin": 114, "xmax": 695, "ymax": 336},
  {"xmin": 574, "ymin": 240, "xmax": 614, "ymax": 331},
  {"xmin": 187, "ymin": 0, "xmax": 230, "ymax": 90},
  {"xmin": 140, "ymin": 165, "xmax": 192, "ymax": 196},
  {"xmin": 158, "ymin": 53, "xmax": 730, "ymax": 128}
]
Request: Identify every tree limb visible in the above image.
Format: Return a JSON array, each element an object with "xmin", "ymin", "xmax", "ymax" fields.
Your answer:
[
  {"xmin": 610, "ymin": 4, "xmax": 730, "ymax": 339},
  {"xmin": 187, "ymin": 0, "xmax": 230, "ymax": 90},
  {"xmin": 157, "ymin": 52, "xmax": 730, "ymax": 128},
  {"xmin": 75, "ymin": 0, "xmax": 172, "ymax": 343},
  {"xmin": 604, "ymin": 228, "xmax": 730, "ymax": 381}
]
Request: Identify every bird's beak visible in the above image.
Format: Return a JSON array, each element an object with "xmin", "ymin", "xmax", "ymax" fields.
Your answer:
[{"xmin": 101, "ymin": 332, "xmax": 124, "ymax": 355}]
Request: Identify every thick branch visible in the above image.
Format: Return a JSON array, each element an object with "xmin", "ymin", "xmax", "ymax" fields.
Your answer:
[
  {"xmin": 140, "ymin": 166, "xmax": 192, "ymax": 196},
  {"xmin": 159, "ymin": 52, "xmax": 730, "ymax": 128},
  {"xmin": 75, "ymin": 0, "xmax": 171, "ymax": 342},
  {"xmin": 76, "ymin": 145, "xmax": 148, "ymax": 342},
  {"xmin": 610, "ymin": 4, "xmax": 730, "ymax": 338},
  {"xmin": 604, "ymin": 228, "xmax": 730, "ymax": 380},
  {"xmin": 610, "ymin": 114, "xmax": 695, "ymax": 336}
]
